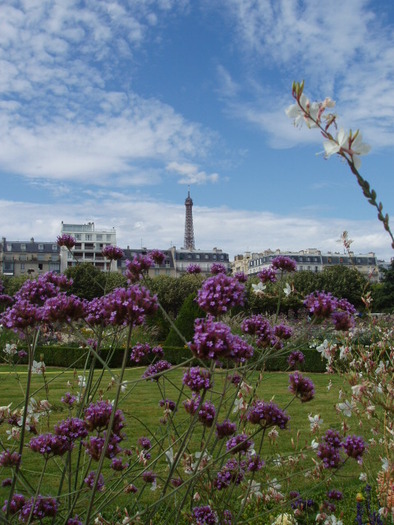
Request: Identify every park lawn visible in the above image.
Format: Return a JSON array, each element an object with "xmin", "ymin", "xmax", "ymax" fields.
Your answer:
[{"xmin": 0, "ymin": 367, "xmax": 382, "ymax": 522}]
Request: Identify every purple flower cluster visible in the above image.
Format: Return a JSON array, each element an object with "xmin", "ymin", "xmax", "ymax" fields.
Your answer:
[
  {"xmin": 190, "ymin": 316, "xmax": 253, "ymax": 363},
  {"xmin": 258, "ymin": 267, "xmax": 277, "ymax": 283},
  {"xmin": 67, "ymin": 516, "xmax": 83, "ymax": 525},
  {"xmin": 327, "ymin": 489, "xmax": 343, "ymax": 500},
  {"xmin": 2, "ymin": 494, "xmax": 26, "ymax": 515},
  {"xmin": 86, "ymin": 285, "xmax": 158, "ymax": 327},
  {"xmin": 288, "ymin": 372, "xmax": 315, "ymax": 402},
  {"xmin": 210, "ymin": 263, "xmax": 227, "ymax": 275},
  {"xmin": 149, "ymin": 250, "xmax": 166, "ymax": 265},
  {"xmin": 159, "ymin": 398, "xmax": 176, "ymax": 411},
  {"xmin": 57, "ymin": 234, "xmax": 76, "ymax": 249},
  {"xmin": 287, "ymin": 351, "xmax": 305, "ymax": 369},
  {"xmin": 84, "ymin": 471, "xmax": 105, "ymax": 492},
  {"xmin": 234, "ymin": 272, "xmax": 247, "ymax": 283},
  {"xmin": 214, "ymin": 457, "xmax": 245, "ymax": 490},
  {"xmin": 317, "ymin": 429, "xmax": 343, "ymax": 469},
  {"xmin": 183, "ymin": 394, "xmax": 201, "ymax": 415},
  {"xmin": 111, "ymin": 457, "xmax": 128, "ymax": 471},
  {"xmin": 138, "ymin": 437, "xmax": 152, "ymax": 450},
  {"xmin": 84, "ymin": 400, "xmax": 113, "ymax": 432},
  {"xmin": 343, "ymin": 435, "xmax": 366, "ymax": 462},
  {"xmin": 0, "ymin": 449, "xmax": 21, "ymax": 467},
  {"xmin": 216, "ymin": 419, "xmax": 237, "ymax": 439},
  {"xmin": 198, "ymin": 401, "xmax": 216, "ymax": 427},
  {"xmin": 197, "ymin": 274, "xmax": 245, "ymax": 317},
  {"xmin": 130, "ymin": 343, "xmax": 163, "ymax": 363},
  {"xmin": 183, "ymin": 367, "xmax": 212, "ymax": 392},
  {"xmin": 125, "ymin": 254, "xmax": 153, "ymax": 283},
  {"xmin": 143, "ymin": 360, "xmax": 172, "ymax": 380},
  {"xmin": 102, "ymin": 245, "xmax": 124, "ymax": 261},
  {"xmin": 226, "ymin": 434, "xmax": 253, "ymax": 455},
  {"xmin": 54, "ymin": 417, "xmax": 88, "ymax": 441},
  {"xmin": 186, "ymin": 264, "xmax": 202, "ymax": 274},
  {"xmin": 271, "ymin": 256, "xmax": 297, "ymax": 272},
  {"xmin": 42, "ymin": 293, "xmax": 87, "ymax": 324},
  {"xmin": 61, "ymin": 392, "xmax": 77, "ymax": 407},
  {"xmin": 241, "ymin": 315, "xmax": 285, "ymax": 349},
  {"xmin": 142, "ymin": 470, "xmax": 156, "ymax": 484},
  {"xmin": 247, "ymin": 400, "xmax": 289, "ymax": 429},
  {"xmin": 192, "ymin": 505, "xmax": 218, "ymax": 525},
  {"xmin": 19, "ymin": 496, "xmax": 58, "ymax": 522},
  {"xmin": 29, "ymin": 433, "xmax": 72, "ymax": 457},
  {"xmin": 289, "ymin": 491, "xmax": 315, "ymax": 511},
  {"xmin": 304, "ymin": 292, "xmax": 356, "ymax": 330},
  {"xmin": 247, "ymin": 454, "xmax": 264, "ymax": 472}
]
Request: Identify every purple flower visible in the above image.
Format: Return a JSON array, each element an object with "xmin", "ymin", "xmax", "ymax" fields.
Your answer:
[
  {"xmin": 214, "ymin": 457, "xmax": 245, "ymax": 490},
  {"xmin": 192, "ymin": 505, "xmax": 218, "ymax": 524},
  {"xmin": 17, "ymin": 350, "xmax": 27, "ymax": 359},
  {"xmin": 1, "ymin": 478, "xmax": 12, "ymax": 487},
  {"xmin": 258, "ymin": 267, "xmax": 277, "ymax": 283},
  {"xmin": 343, "ymin": 435, "xmax": 366, "ymax": 462},
  {"xmin": 142, "ymin": 470, "xmax": 156, "ymax": 484},
  {"xmin": 190, "ymin": 316, "xmax": 253, "ymax": 363},
  {"xmin": 234, "ymin": 272, "xmax": 247, "ymax": 283},
  {"xmin": 198, "ymin": 401, "xmax": 216, "ymax": 427},
  {"xmin": 226, "ymin": 434, "xmax": 253, "ymax": 455},
  {"xmin": 304, "ymin": 291, "xmax": 338, "ymax": 319},
  {"xmin": 43, "ymin": 294, "xmax": 87, "ymax": 323},
  {"xmin": 183, "ymin": 367, "xmax": 212, "ymax": 392},
  {"xmin": 2, "ymin": 494, "xmax": 26, "ymax": 515},
  {"xmin": 29, "ymin": 433, "xmax": 72, "ymax": 457},
  {"xmin": 187, "ymin": 264, "xmax": 202, "ymax": 274},
  {"xmin": 54, "ymin": 417, "xmax": 88, "ymax": 441},
  {"xmin": 287, "ymin": 351, "xmax": 305, "ymax": 369},
  {"xmin": 57, "ymin": 234, "xmax": 76, "ymax": 249},
  {"xmin": 85, "ymin": 285, "xmax": 158, "ymax": 327},
  {"xmin": 143, "ymin": 360, "xmax": 172, "ymax": 380},
  {"xmin": 197, "ymin": 274, "xmax": 245, "ymax": 317},
  {"xmin": 102, "ymin": 245, "xmax": 124, "ymax": 260},
  {"xmin": 247, "ymin": 401, "xmax": 289, "ymax": 429},
  {"xmin": 0, "ymin": 449, "xmax": 21, "ymax": 467},
  {"xmin": 149, "ymin": 250, "xmax": 166, "ymax": 265},
  {"xmin": 130, "ymin": 343, "xmax": 151, "ymax": 363},
  {"xmin": 328, "ymin": 490, "xmax": 343, "ymax": 500},
  {"xmin": 111, "ymin": 457, "xmax": 128, "ymax": 471},
  {"xmin": 210, "ymin": 263, "xmax": 227, "ymax": 275},
  {"xmin": 271, "ymin": 256, "xmax": 297, "ymax": 272},
  {"xmin": 241, "ymin": 315, "xmax": 276, "ymax": 348},
  {"xmin": 84, "ymin": 471, "xmax": 105, "ymax": 491},
  {"xmin": 317, "ymin": 430, "xmax": 343, "ymax": 469},
  {"xmin": 247, "ymin": 454, "xmax": 264, "ymax": 472},
  {"xmin": 288, "ymin": 372, "xmax": 315, "ymax": 402},
  {"xmin": 125, "ymin": 255, "xmax": 153, "ymax": 283},
  {"xmin": 332, "ymin": 311, "xmax": 355, "ymax": 331},
  {"xmin": 216, "ymin": 419, "xmax": 237, "ymax": 439},
  {"xmin": 183, "ymin": 394, "xmax": 201, "ymax": 415},
  {"xmin": 273, "ymin": 324, "xmax": 293, "ymax": 340},
  {"xmin": 19, "ymin": 496, "xmax": 58, "ymax": 522},
  {"xmin": 83, "ymin": 435, "xmax": 122, "ymax": 460},
  {"xmin": 84, "ymin": 400, "xmax": 113, "ymax": 432},
  {"xmin": 159, "ymin": 398, "xmax": 176, "ymax": 411},
  {"xmin": 138, "ymin": 437, "xmax": 152, "ymax": 450},
  {"xmin": 61, "ymin": 392, "xmax": 77, "ymax": 407}
]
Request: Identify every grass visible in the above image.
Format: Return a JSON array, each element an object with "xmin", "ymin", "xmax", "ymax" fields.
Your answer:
[{"xmin": 0, "ymin": 365, "xmax": 385, "ymax": 523}]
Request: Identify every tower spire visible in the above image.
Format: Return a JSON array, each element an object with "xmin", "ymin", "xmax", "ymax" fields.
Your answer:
[{"xmin": 184, "ymin": 186, "xmax": 195, "ymax": 250}]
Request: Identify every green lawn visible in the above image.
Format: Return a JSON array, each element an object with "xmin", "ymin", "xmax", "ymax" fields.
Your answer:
[{"xmin": 0, "ymin": 366, "xmax": 383, "ymax": 523}]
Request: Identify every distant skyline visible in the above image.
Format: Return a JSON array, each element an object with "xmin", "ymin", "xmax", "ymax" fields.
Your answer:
[{"xmin": 1, "ymin": 1, "xmax": 393, "ymax": 260}]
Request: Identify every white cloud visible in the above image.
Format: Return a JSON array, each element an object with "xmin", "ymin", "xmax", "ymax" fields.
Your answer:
[{"xmin": 166, "ymin": 162, "xmax": 219, "ymax": 185}]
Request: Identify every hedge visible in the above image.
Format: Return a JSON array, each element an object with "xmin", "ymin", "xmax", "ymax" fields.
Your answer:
[{"xmin": 1, "ymin": 344, "xmax": 327, "ymax": 373}]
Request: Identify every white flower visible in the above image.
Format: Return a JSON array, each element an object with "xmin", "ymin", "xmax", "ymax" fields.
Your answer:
[
  {"xmin": 308, "ymin": 414, "xmax": 323, "ymax": 432},
  {"xmin": 349, "ymin": 131, "xmax": 371, "ymax": 169},
  {"xmin": 316, "ymin": 340, "xmax": 331, "ymax": 361},
  {"xmin": 286, "ymin": 93, "xmax": 320, "ymax": 128},
  {"xmin": 323, "ymin": 516, "xmax": 343, "ymax": 525},
  {"xmin": 283, "ymin": 283, "xmax": 292, "ymax": 297},
  {"xmin": 78, "ymin": 375, "xmax": 86, "ymax": 388},
  {"xmin": 327, "ymin": 380, "xmax": 333, "ymax": 391},
  {"xmin": 4, "ymin": 343, "xmax": 17, "ymax": 356},
  {"xmin": 359, "ymin": 472, "xmax": 367, "ymax": 482},
  {"xmin": 337, "ymin": 400, "xmax": 353, "ymax": 417},
  {"xmin": 311, "ymin": 439, "xmax": 319, "ymax": 450},
  {"xmin": 271, "ymin": 512, "xmax": 297, "ymax": 525},
  {"xmin": 32, "ymin": 360, "xmax": 45, "ymax": 374},
  {"xmin": 375, "ymin": 361, "xmax": 385, "ymax": 375},
  {"xmin": 381, "ymin": 457, "xmax": 389, "ymax": 472},
  {"xmin": 252, "ymin": 282, "xmax": 266, "ymax": 296},
  {"xmin": 323, "ymin": 128, "xmax": 348, "ymax": 158},
  {"xmin": 165, "ymin": 447, "xmax": 174, "ymax": 468}
]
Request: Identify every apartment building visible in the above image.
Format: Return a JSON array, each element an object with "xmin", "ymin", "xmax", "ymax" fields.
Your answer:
[{"xmin": 0, "ymin": 237, "xmax": 60, "ymax": 277}]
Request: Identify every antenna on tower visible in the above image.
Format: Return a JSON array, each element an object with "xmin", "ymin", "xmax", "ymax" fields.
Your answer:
[{"xmin": 184, "ymin": 186, "xmax": 195, "ymax": 250}]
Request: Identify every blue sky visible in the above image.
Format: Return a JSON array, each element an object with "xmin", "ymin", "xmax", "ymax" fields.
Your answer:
[{"xmin": 1, "ymin": 0, "xmax": 393, "ymax": 260}]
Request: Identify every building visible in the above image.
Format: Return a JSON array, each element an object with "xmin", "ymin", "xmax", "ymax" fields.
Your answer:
[
  {"xmin": 118, "ymin": 246, "xmax": 231, "ymax": 277},
  {"xmin": 0, "ymin": 237, "xmax": 60, "ymax": 277},
  {"xmin": 59, "ymin": 222, "xmax": 117, "ymax": 272},
  {"xmin": 238, "ymin": 248, "xmax": 379, "ymax": 281}
]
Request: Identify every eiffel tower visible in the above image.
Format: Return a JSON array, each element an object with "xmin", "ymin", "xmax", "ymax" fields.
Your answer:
[{"xmin": 184, "ymin": 187, "xmax": 195, "ymax": 250}]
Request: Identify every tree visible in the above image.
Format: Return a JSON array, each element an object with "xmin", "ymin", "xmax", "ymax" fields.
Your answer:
[
  {"xmin": 164, "ymin": 292, "xmax": 206, "ymax": 347},
  {"xmin": 372, "ymin": 261, "xmax": 394, "ymax": 312},
  {"xmin": 316, "ymin": 265, "xmax": 368, "ymax": 310},
  {"xmin": 65, "ymin": 263, "xmax": 107, "ymax": 300}
]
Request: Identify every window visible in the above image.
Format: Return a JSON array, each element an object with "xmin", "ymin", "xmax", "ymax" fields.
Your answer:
[
  {"xmin": 85, "ymin": 234, "xmax": 92, "ymax": 241},
  {"xmin": 21, "ymin": 244, "xmax": 26, "ymax": 251},
  {"xmin": 6, "ymin": 244, "xmax": 12, "ymax": 251},
  {"xmin": 38, "ymin": 244, "xmax": 44, "ymax": 251},
  {"xmin": 52, "ymin": 244, "xmax": 58, "ymax": 251},
  {"xmin": 19, "ymin": 255, "xmax": 27, "ymax": 261},
  {"xmin": 38, "ymin": 263, "xmax": 43, "ymax": 270},
  {"xmin": 96, "ymin": 234, "xmax": 103, "ymax": 241},
  {"xmin": 106, "ymin": 235, "xmax": 112, "ymax": 241},
  {"xmin": 20, "ymin": 263, "xmax": 25, "ymax": 271},
  {"xmin": 75, "ymin": 234, "xmax": 81, "ymax": 240}
]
